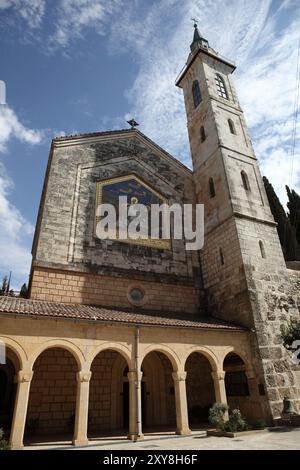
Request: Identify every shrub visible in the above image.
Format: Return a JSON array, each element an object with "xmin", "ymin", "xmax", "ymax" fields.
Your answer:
[
  {"xmin": 0, "ymin": 428, "xmax": 9, "ymax": 450},
  {"xmin": 208, "ymin": 402, "xmax": 228, "ymax": 431},
  {"xmin": 224, "ymin": 409, "xmax": 248, "ymax": 433}
]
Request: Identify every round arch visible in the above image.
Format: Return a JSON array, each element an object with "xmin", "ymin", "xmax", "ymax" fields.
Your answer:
[
  {"xmin": 141, "ymin": 349, "xmax": 176, "ymax": 430},
  {"xmin": 221, "ymin": 347, "xmax": 251, "ymax": 372},
  {"xmin": 88, "ymin": 347, "xmax": 131, "ymax": 436},
  {"xmin": 87, "ymin": 342, "xmax": 132, "ymax": 370},
  {"xmin": 29, "ymin": 339, "xmax": 85, "ymax": 370},
  {"xmin": 0, "ymin": 339, "xmax": 22, "ymax": 441},
  {"xmin": 183, "ymin": 346, "xmax": 220, "ymax": 372},
  {"xmin": 0, "ymin": 336, "xmax": 27, "ymax": 370},
  {"xmin": 141, "ymin": 344, "xmax": 181, "ymax": 372}
]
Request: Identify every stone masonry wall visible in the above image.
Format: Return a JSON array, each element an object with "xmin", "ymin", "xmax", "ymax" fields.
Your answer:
[
  {"xmin": 89, "ymin": 350, "xmax": 125, "ymax": 432},
  {"xmin": 26, "ymin": 348, "xmax": 77, "ymax": 435},
  {"xmin": 186, "ymin": 352, "xmax": 215, "ymax": 423},
  {"xmin": 245, "ymin": 266, "xmax": 300, "ymax": 417},
  {"xmin": 30, "ymin": 266, "xmax": 199, "ymax": 314},
  {"xmin": 33, "ymin": 132, "xmax": 199, "ymax": 284}
]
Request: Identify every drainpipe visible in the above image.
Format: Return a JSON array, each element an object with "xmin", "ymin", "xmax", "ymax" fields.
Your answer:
[{"xmin": 135, "ymin": 326, "xmax": 143, "ymax": 440}]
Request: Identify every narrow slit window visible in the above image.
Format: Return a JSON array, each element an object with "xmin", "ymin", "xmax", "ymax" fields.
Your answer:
[
  {"xmin": 200, "ymin": 126, "xmax": 206, "ymax": 142},
  {"xmin": 228, "ymin": 118, "xmax": 236, "ymax": 134},
  {"xmin": 215, "ymin": 74, "xmax": 229, "ymax": 100},
  {"xmin": 192, "ymin": 80, "xmax": 202, "ymax": 108},
  {"xmin": 219, "ymin": 247, "xmax": 225, "ymax": 265},
  {"xmin": 241, "ymin": 171, "xmax": 250, "ymax": 191},
  {"xmin": 209, "ymin": 178, "xmax": 215, "ymax": 198},
  {"xmin": 259, "ymin": 240, "xmax": 266, "ymax": 259}
]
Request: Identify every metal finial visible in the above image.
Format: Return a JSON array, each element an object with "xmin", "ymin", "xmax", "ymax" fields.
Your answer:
[
  {"xmin": 191, "ymin": 17, "xmax": 198, "ymax": 27},
  {"xmin": 127, "ymin": 119, "xmax": 139, "ymax": 129}
]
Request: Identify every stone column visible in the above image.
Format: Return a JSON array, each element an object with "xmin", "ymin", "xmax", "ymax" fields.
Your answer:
[
  {"xmin": 245, "ymin": 369, "xmax": 259, "ymax": 397},
  {"xmin": 73, "ymin": 371, "xmax": 91, "ymax": 446},
  {"xmin": 211, "ymin": 370, "xmax": 229, "ymax": 421},
  {"xmin": 127, "ymin": 370, "xmax": 144, "ymax": 441},
  {"xmin": 211, "ymin": 370, "xmax": 227, "ymax": 405},
  {"xmin": 172, "ymin": 371, "xmax": 191, "ymax": 435},
  {"xmin": 9, "ymin": 370, "xmax": 33, "ymax": 450},
  {"xmin": 245, "ymin": 369, "xmax": 265, "ymax": 419}
]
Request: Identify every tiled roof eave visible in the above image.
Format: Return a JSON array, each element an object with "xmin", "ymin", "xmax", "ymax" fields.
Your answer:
[{"xmin": 0, "ymin": 297, "xmax": 247, "ymax": 332}]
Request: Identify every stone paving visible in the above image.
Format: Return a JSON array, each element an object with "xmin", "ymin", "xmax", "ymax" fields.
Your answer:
[{"xmin": 24, "ymin": 428, "xmax": 300, "ymax": 451}]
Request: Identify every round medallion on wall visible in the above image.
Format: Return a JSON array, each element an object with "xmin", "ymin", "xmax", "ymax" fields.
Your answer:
[{"xmin": 127, "ymin": 286, "xmax": 147, "ymax": 307}]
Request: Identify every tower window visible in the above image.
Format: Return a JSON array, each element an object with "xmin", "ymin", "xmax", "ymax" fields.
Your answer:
[
  {"xmin": 219, "ymin": 247, "xmax": 225, "ymax": 265},
  {"xmin": 200, "ymin": 126, "xmax": 206, "ymax": 142},
  {"xmin": 259, "ymin": 240, "xmax": 266, "ymax": 259},
  {"xmin": 228, "ymin": 118, "xmax": 236, "ymax": 134},
  {"xmin": 215, "ymin": 74, "xmax": 228, "ymax": 100},
  {"xmin": 209, "ymin": 178, "xmax": 215, "ymax": 198},
  {"xmin": 241, "ymin": 171, "xmax": 250, "ymax": 191},
  {"xmin": 192, "ymin": 80, "xmax": 202, "ymax": 108}
]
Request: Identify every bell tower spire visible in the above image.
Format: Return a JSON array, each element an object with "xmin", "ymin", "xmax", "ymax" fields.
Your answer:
[
  {"xmin": 175, "ymin": 24, "xmax": 289, "ymax": 421},
  {"xmin": 190, "ymin": 19, "xmax": 209, "ymax": 53}
]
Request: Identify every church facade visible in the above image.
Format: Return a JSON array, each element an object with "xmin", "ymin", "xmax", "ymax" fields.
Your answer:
[{"xmin": 1, "ymin": 26, "xmax": 300, "ymax": 449}]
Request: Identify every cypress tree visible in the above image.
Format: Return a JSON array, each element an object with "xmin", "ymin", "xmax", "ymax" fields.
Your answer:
[
  {"xmin": 286, "ymin": 185, "xmax": 300, "ymax": 245},
  {"xmin": 263, "ymin": 177, "xmax": 300, "ymax": 261},
  {"xmin": 19, "ymin": 283, "xmax": 28, "ymax": 298},
  {"xmin": 0, "ymin": 276, "xmax": 8, "ymax": 296}
]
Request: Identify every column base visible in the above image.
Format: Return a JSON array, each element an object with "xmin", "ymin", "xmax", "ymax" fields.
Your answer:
[
  {"xmin": 127, "ymin": 433, "xmax": 144, "ymax": 441},
  {"xmin": 10, "ymin": 444, "xmax": 24, "ymax": 450},
  {"xmin": 72, "ymin": 439, "xmax": 89, "ymax": 446},
  {"xmin": 175, "ymin": 428, "xmax": 192, "ymax": 436}
]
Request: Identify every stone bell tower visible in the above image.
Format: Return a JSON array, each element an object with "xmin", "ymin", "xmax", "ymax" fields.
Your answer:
[{"xmin": 176, "ymin": 24, "xmax": 300, "ymax": 420}]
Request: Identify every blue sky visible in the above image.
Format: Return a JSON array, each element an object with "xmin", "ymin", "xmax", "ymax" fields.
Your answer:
[{"xmin": 0, "ymin": 0, "xmax": 299, "ymax": 290}]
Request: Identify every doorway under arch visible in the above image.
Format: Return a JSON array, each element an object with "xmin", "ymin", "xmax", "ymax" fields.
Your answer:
[
  {"xmin": 223, "ymin": 352, "xmax": 251, "ymax": 418},
  {"xmin": 185, "ymin": 352, "xmax": 216, "ymax": 428},
  {"xmin": 25, "ymin": 347, "xmax": 78, "ymax": 444},
  {"xmin": 141, "ymin": 351, "xmax": 176, "ymax": 432},
  {"xmin": 0, "ymin": 347, "xmax": 19, "ymax": 443},
  {"xmin": 88, "ymin": 349, "xmax": 130, "ymax": 438}
]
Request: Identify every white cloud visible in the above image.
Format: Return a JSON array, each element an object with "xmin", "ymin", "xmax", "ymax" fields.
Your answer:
[
  {"xmin": 0, "ymin": 105, "xmax": 43, "ymax": 152},
  {"xmin": 49, "ymin": 0, "xmax": 123, "ymax": 49},
  {"xmin": 0, "ymin": 0, "xmax": 46, "ymax": 28},
  {"xmin": 0, "ymin": 163, "xmax": 34, "ymax": 288},
  {"xmin": 107, "ymin": 0, "xmax": 300, "ymax": 206},
  {"xmin": 0, "ymin": 105, "xmax": 42, "ymax": 287}
]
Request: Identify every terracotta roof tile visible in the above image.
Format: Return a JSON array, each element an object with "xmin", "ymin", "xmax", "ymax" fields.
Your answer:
[{"xmin": 0, "ymin": 297, "xmax": 246, "ymax": 331}]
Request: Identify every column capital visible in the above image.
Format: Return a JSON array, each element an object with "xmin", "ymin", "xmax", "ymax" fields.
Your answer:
[
  {"xmin": 172, "ymin": 371, "xmax": 187, "ymax": 382},
  {"xmin": 211, "ymin": 370, "xmax": 225, "ymax": 381},
  {"xmin": 127, "ymin": 370, "xmax": 143, "ymax": 382},
  {"xmin": 245, "ymin": 369, "xmax": 256, "ymax": 380},
  {"xmin": 17, "ymin": 370, "xmax": 33, "ymax": 383},
  {"xmin": 77, "ymin": 371, "xmax": 91, "ymax": 383}
]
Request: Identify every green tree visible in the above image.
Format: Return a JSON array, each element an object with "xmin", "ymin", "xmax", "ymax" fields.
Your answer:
[
  {"xmin": 19, "ymin": 283, "xmax": 28, "ymax": 298},
  {"xmin": 0, "ymin": 276, "xmax": 8, "ymax": 296},
  {"xmin": 286, "ymin": 185, "xmax": 300, "ymax": 245},
  {"xmin": 263, "ymin": 177, "xmax": 300, "ymax": 260},
  {"xmin": 281, "ymin": 320, "xmax": 300, "ymax": 348}
]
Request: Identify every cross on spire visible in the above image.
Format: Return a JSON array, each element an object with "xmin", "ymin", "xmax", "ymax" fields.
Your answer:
[
  {"xmin": 191, "ymin": 18, "xmax": 198, "ymax": 27},
  {"xmin": 127, "ymin": 118, "xmax": 139, "ymax": 129}
]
